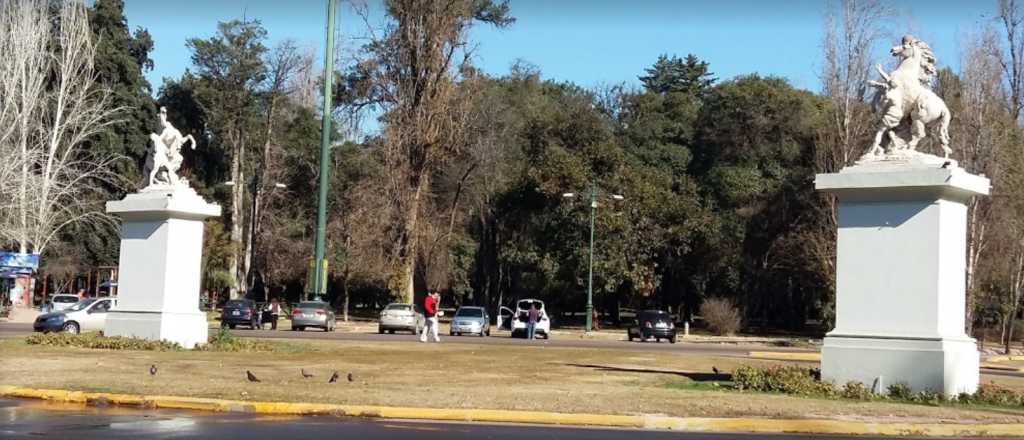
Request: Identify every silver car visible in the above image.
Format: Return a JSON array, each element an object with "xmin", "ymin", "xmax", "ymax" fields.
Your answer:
[
  {"xmin": 450, "ymin": 306, "xmax": 489, "ymax": 337},
  {"xmin": 290, "ymin": 301, "xmax": 336, "ymax": 332},
  {"xmin": 379, "ymin": 303, "xmax": 423, "ymax": 334}
]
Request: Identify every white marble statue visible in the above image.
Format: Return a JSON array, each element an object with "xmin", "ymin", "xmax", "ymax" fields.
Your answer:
[
  {"xmin": 863, "ymin": 35, "xmax": 952, "ymax": 161},
  {"xmin": 144, "ymin": 107, "xmax": 196, "ymax": 189}
]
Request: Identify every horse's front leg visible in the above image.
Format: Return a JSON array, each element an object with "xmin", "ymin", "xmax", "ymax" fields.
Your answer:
[{"xmin": 906, "ymin": 118, "xmax": 926, "ymax": 152}]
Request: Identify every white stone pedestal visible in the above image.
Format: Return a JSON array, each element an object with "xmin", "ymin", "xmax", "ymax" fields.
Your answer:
[
  {"xmin": 103, "ymin": 186, "xmax": 220, "ymax": 349},
  {"xmin": 815, "ymin": 154, "xmax": 989, "ymax": 396}
]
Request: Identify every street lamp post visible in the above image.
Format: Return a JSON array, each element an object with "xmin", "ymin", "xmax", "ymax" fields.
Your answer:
[{"xmin": 563, "ymin": 183, "xmax": 623, "ymax": 334}]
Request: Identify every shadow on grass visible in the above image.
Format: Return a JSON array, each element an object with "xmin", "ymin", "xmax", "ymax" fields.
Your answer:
[{"xmin": 564, "ymin": 363, "xmax": 732, "ymax": 382}]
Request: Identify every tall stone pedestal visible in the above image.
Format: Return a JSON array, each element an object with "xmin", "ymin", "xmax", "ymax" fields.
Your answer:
[
  {"xmin": 104, "ymin": 187, "xmax": 220, "ymax": 349},
  {"xmin": 815, "ymin": 155, "xmax": 989, "ymax": 396}
]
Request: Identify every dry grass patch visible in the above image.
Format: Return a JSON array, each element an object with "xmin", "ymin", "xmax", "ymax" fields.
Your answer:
[{"xmin": 1, "ymin": 338, "xmax": 1023, "ymax": 423}]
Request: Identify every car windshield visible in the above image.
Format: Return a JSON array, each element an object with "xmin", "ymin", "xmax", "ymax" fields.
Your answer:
[
  {"xmin": 640, "ymin": 311, "xmax": 670, "ymax": 320},
  {"xmin": 65, "ymin": 299, "xmax": 97, "ymax": 312},
  {"xmin": 385, "ymin": 304, "xmax": 410, "ymax": 312},
  {"xmin": 456, "ymin": 308, "xmax": 483, "ymax": 318},
  {"xmin": 225, "ymin": 300, "xmax": 250, "ymax": 308},
  {"xmin": 298, "ymin": 302, "xmax": 325, "ymax": 309},
  {"xmin": 53, "ymin": 296, "xmax": 78, "ymax": 303}
]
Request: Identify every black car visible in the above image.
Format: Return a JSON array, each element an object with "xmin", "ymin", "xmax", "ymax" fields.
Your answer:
[
  {"xmin": 220, "ymin": 299, "xmax": 261, "ymax": 329},
  {"xmin": 627, "ymin": 309, "xmax": 677, "ymax": 343}
]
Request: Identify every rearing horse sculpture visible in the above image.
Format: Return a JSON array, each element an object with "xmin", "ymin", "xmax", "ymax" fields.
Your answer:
[{"xmin": 864, "ymin": 35, "xmax": 952, "ymax": 159}]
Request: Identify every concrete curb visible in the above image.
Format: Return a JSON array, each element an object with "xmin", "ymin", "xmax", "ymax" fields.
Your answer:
[
  {"xmin": 3, "ymin": 385, "xmax": 1024, "ymax": 437},
  {"xmin": 986, "ymin": 355, "xmax": 1024, "ymax": 363}
]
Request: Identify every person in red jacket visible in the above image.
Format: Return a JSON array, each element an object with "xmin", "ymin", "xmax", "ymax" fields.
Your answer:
[{"xmin": 419, "ymin": 290, "xmax": 441, "ymax": 343}]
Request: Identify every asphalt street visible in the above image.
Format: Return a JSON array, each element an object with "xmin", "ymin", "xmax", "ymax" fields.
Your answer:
[
  {"xmin": 0, "ymin": 398, "xmax": 968, "ymax": 440},
  {"xmin": 0, "ymin": 322, "xmax": 810, "ymax": 357}
]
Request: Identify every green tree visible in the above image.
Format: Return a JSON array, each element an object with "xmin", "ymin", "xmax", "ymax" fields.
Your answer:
[{"xmin": 639, "ymin": 54, "xmax": 716, "ymax": 96}]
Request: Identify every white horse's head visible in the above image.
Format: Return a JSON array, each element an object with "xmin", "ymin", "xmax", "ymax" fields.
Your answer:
[{"xmin": 890, "ymin": 35, "xmax": 937, "ymax": 85}]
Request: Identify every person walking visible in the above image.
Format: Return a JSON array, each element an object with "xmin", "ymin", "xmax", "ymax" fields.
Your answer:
[
  {"xmin": 420, "ymin": 290, "xmax": 441, "ymax": 343},
  {"xmin": 527, "ymin": 303, "xmax": 539, "ymax": 340}
]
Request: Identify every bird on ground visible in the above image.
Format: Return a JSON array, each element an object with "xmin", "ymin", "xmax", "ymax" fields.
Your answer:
[
  {"xmin": 246, "ymin": 370, "xmax": 261, "ymax": 383},
  {"xmin": 328, "ymin": 371, "xmax": 339, "ymax": 383},
  {"xmin": 347, "ymin": 372, "xmax": 354, "ymax": 382},
  {"xmin": 712, "ymin": 366, "xmax": 720, "ymax": 375},
  {"xmin": 150, "ymin": 365, "xmax": 158, "ymax": 376},
  {"xmin": 301, "ymin": 368, "xmax": 314, "ymax": 379}
]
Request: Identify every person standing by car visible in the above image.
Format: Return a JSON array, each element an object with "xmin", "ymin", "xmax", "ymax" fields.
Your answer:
[
  {"xmin": 420, "ymin": 290, "xmax": 441, "ymax": 343},
  {"xmin": 527, "ymin": 303, "xmax": 540, "ymax": 340},
  {"xmin": 265, "ymin": 298, "xmax": 282, "ymax": 330}
]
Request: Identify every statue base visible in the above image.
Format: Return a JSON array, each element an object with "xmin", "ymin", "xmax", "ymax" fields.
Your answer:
[
  {"xmin": 103, "ymin": 186, "xmax": 221, "ymax": 349},
  {"xmin": 815, "ymin": 153, "xmax": 988, "ymax": 396}
]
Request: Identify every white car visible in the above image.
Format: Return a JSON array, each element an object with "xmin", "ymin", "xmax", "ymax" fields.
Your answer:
[
  {"xmin": 510, "ymin": 299, "xmax": 550, "ymax": 339},
  {"xmin": 33, "ymin": 297, "xmax": 117, "ymax": 334},
  {"xmin": 378, "ymin": 303, "xmax": 424, "ymax": 334},
  {"xmin": 49, "ymin": 294, "xmax": 80, "ymax": 312}
]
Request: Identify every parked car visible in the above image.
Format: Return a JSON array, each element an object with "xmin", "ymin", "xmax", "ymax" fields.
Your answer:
[
  {"xmin": 220, "ymin": 299, "xmax": 260, "ymax": 329},
  {"xmin": 627, "ymin": 309, "xmax": 677, "ymax": 343},
  {"xmin": 291, "ymin": 301, "xmax": 335, "ymax": 332},
  {"xmin": 378, "ymin": 303, "xmax": 424, "ymax": 334},
  {"xmin": 33, "ymin": 297, "xmax": 117, "ymax": 334},
  {"xmin": 450, "ymin": 306, "xmax": 489, "ymax": 337},
  {"xmin": 49, "ymin": 294, "xmax": 80, "ymax": 312},
  {"xmin": 510, "ymin": 299, "xmax": 550, "ymax": 339}
]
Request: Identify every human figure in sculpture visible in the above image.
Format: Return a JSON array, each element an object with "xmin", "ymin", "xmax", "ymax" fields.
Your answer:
[
  {"xmin": 146, "ymin": 107, "xmax": 196, "ymax": 188},
  {"xmin": 864, "ymin": 35, "xmax": 952, "ymax": 160}
]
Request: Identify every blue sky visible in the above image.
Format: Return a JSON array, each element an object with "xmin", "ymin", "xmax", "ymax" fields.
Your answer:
[{"xmin": 124, "ymin": 0, "xmax": 995, "ymax": 95}]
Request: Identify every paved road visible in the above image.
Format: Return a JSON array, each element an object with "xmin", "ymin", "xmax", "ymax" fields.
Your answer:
[
  {"xmin": 0, "ymin": 322, "xmax": 811, "ymax": 357},
  {"xmin": 0, "ymin": 398, "xmax": 963, "ymax": 440}
]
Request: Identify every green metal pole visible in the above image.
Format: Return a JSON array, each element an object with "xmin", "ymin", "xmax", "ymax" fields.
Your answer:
[
  {"xmin": 586, "ymin": 183, "xmax": 596, "ymax": 333},
  {"xmin": 312, "ymin": 0, "xmax": 337, "ymax": 301}
]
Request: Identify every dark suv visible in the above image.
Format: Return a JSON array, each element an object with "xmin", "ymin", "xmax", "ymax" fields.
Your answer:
[
  {"xmin": 627, "ymin": 309, "xmax": 677, "ymax": 343},
  {"xmin": 220, "ymin": 299, "xmax": 260, "ymax": 329}
]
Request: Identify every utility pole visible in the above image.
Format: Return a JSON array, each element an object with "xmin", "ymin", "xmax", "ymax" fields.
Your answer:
[{"xmin": 311, "ymin": 0, "xmax": 336, "ymax": 301}]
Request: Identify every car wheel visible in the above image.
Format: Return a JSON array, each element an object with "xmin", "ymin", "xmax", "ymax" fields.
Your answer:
[
  {"xmin": 388, "ymin": 329, "xmax": 395, "ymax": 334},
  {"xmin": 378, "ymin": 326, "xmax": 384, "ymax": 334},
  {"xmin": 229, "ymin": 324, "xmax": 236, "ymax": 329},
  {"xmin": 295, "ymin": 326, "xmax": 304, "ymax": 332},
  {"xmin": 479, "ymin": 330, "xmax": 485, "ymax": 337},
  {"xmin": 669, "ymin": 335, "xmax": 677, "ymax": 344},
  {"xmin": 628, "ymin": 333, "xmax": 633, "ymax": 341},
  {"xmin": 485, "ymin": 329, "xmax": 490, "ymax": 337},
  {"xmin": 62, "ymin": 321, "xmax": 80, "ymax": 334}
]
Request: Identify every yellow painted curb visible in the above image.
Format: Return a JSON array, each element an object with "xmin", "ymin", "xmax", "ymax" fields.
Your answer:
[
  {"xmin": 986, "ymin": 355, "xmax": 1024, "ymax": 363},
  {"xmin": 3, "ymin": 385, "xmax": 1024, "ymax": 437},
  {"xmin": 748, "ymin": 351, "xmax": 821, "ymax": 362}
]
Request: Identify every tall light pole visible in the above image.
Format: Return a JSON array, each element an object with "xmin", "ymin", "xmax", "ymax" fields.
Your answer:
[
  {"xmin": 311, "ymin": 0, "xmax": 337, "ymax": 301},
  {"xmin": 563, "ymin": 183, "xmax": 624, "ymax": 334}
]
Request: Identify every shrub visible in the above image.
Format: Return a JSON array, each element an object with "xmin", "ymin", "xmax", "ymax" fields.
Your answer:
[
  {"xmin": 732, "ymin": 364, "xmax": 834, "ymax": 396},
  {"xmin": 886, "ymin": 383, "xmax": 913, "ymax": 400},
  {"xmin": 840, "ymin": 381, "xmax": 874, "ymax": 400},
  {"xmin": 196, "ymin": 327, "xmax": 279, "ymax": 352},
  {"xmin": 26, "ymin": 332, "xmax": 182, "ymax": 351},
  {"xmin": 960, "ymin": 382, "xmax": 1024, "ymax": 406},
  {"xmin": 700, "ymin": 297, "xmax": 742, "ymax": 336}
]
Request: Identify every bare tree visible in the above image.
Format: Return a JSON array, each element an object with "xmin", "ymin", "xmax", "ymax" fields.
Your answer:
[
  {"xmin": 948, "ymin": 29, "xmax": 1012, "ymax": 334},
  {"xmin": 998, "ymin": 0, "xmax": 1024, "ymax": 120},
  {"xmin": 352, "ymin": 0, "xmax": 512, "ymax": 302},
  {"xmin": 820, "ymin": 0, "xmax": 893, "ymax": 169},
  {"xmin": 0, "ymin": 0, "xmax": 124, "ymax": 261}
]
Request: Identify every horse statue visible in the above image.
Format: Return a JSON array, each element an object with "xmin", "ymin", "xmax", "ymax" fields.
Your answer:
[
  {"xmin": 863, "ymin": 35, "xmax": 952, "ymax": 160},
  {"xmin": 145, "ymin": 107, "xmax": 196, "ymax": 188}
]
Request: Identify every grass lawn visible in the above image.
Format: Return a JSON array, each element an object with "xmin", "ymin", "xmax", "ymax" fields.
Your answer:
[{"xmin": 2, "ymin": 337, "xmax": 1024, "ymax": 423}]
